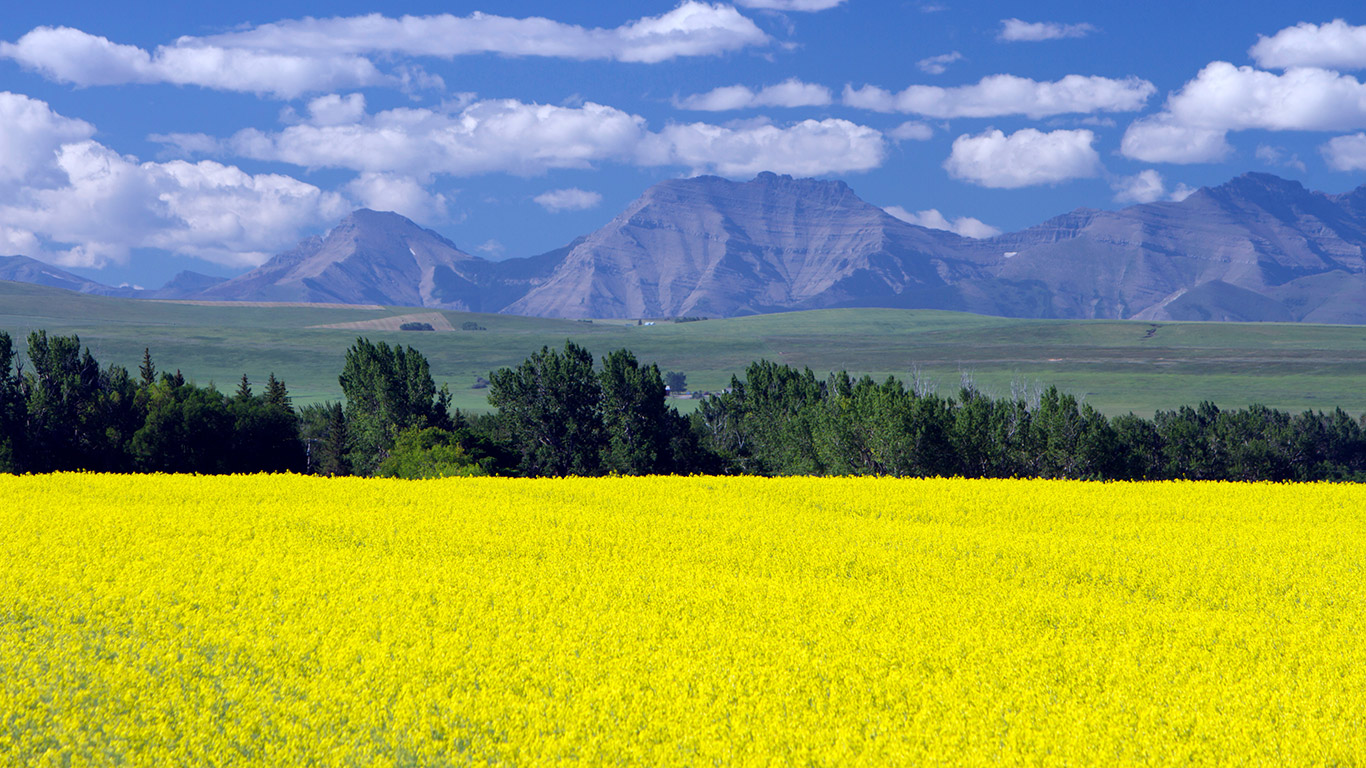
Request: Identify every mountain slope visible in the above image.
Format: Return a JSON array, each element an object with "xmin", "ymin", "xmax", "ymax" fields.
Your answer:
[
  {"xmin": 980, "ymin": 173, "xmax": 1366, "ymax": 323},
  {"xmin": 196, "ymin": 209, "xmax": 503, "ymax": 310},
  {"xmin": 504, "ymin": 172, "xmax": 990, "ymax": 318}
]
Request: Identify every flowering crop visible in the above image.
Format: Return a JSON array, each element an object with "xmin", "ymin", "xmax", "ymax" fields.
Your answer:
[{"xmin": 1, "ymin": 475, "xmax": 1363, "ymax": 766}]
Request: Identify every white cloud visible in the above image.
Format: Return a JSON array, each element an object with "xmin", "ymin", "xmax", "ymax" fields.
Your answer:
[
  {"xmin": 196, "ymin": 3, "xmax": 767, "ymax": 64},
  {"xmin": 944, "ymin": 128, "xmax": 1101, "ymax": 188},
  {"xmin": 884, "ymin": 206, "xmax": 1000, "ymax": 238},
  {"xmin": 642, "ymin": 118, "xmax": 885, "ymax": 176},
  {"xmin": 917, "ymin": 51, "xmax": 962, "ymax": 75},
  {"xmin": 0, "ymin": 91, "xmax": 95, "ymax": 189},
  {"xmin": 345, "ymin": 173, "xmax": 448, "ymax": 225},
  {"xmin": 0, "ymin": 94, "xmax": 347, "ymax": 268},
  {"xmin": 1121, "ymin": 62, "xmax": 1366, "ymax": 164},
  {"xmin": 734, "ymin": 0, "xmax": 847, "ymax": 9},
  {"xmin": 1322, "ymin": 133, "xmax": 1366, "ymax": 170},
  {"xmin": 843, "ymin": 74, "xmax": 1154, "ymax": 118},
  {"xmin": 1162, "ymin": 63, "xmax": 1366, "ymax": 132},
  {"xmin": 534, "ymin": 188, "xmax": 603, "ymax": 212},
  {"xmin": 0, "ymin": 27, "xmax": 389, "ymax": 98},
  {"xmin": 888, "ymin": 121, "xmax": 933, "ymax": 141},
  {"xmin": 676, "ymin": 78, "xmax": 833, "ymax": 110},
  {"xmin": 998, "ymin": 19, "xmax": 1097, "ymax": 42},
  {"xmin": 0, "ymin": 5, "xmax": 769, "ymax": 98},
  {"xmin": 213, "ymin": 99, "xmax": 886, "ymax": 179},
  {"xmin": 1250, "ymin": 20, "xmax": 1366, "ymax": 71},
  {"xmin": 1119, "ymin": 116, "xmax": 1232, "ymax": 164},
  {"xmin": 1111, "ymin": 170, "xmax": 1166, "ymax": 204}
]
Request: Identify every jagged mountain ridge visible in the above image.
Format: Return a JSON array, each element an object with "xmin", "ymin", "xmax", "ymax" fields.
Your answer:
[
  {"xmin": 503, "ymin": 172, "xmax": 991, "ymax": 318},
  {"xmin": 6, "ymin": 171, "xmax": 1366, "ymax": 322}
]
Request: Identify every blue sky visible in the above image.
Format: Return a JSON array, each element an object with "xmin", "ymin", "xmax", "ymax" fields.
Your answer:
[{"xmin": 4, "ymin": 0, "xmax": 1366, "ymax": 288}]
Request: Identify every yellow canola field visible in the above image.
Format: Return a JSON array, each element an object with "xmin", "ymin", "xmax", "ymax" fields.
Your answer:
[{"xmin": 1, "ymin": 474, "xmax": 1363, "ymax": 766}]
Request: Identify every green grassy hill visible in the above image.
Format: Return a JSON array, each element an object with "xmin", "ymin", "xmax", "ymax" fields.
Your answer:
[{"xmin": 3, "ymin": 279, "xmax": 1365, "ymax": 416}]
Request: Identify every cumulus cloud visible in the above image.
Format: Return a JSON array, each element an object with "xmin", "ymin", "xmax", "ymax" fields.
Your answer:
[
  {"xmin": 733, "ymin": 0, "xmax": 847, "ymax": 9},
  {"xmin": 884, "ymin": 206, "xmax": 1000, "ymax": 238},
  {"xmin": 1250, "ymin": 20, "xmax": 1366, "ymax": 71},
  {"xmin": 888, "ymin": 121, "xmax": 933, "ymax": 141},
  {"xmin": 345, "ymin": 173, "xmax": 448, "ymax": 225},
  {"xmin": 0, "ymin": 5, "xmax": 769, "ymax": 97},
  {"xmin": 0, "ymin": 91, "xmax": 95, "ymax": 189},
  {"xmin": 917, "ymin": 51, "xmax": 962, "ymax": 75},
  {"xmin": 1119, "ymin": 116, "xmax": 1232, "ymax": 164},
  {"xmin": 642, "ymin": 118, "xmax": 885, "ymax": 176},
  {"xmin": 198, "ymin": 99, "xmax": 886, "ymax": 179},
  {"xmin": 1322, "ymin": 133, "xmax": 1366, "ymax": 171},
  {"xmin": 1121, "ymin": 62, "xmax": 1366, "ymax": 163},
  {"xmin": 675, "ymin": 78, "xmax": 832, "ymax": 110},
  {"xmin": 998, "ymin": 19, "xmax": 1097, "ymax": 42},
  {"xmin": 534, "ymin": 188, "xmax": 603, "ymax": 212},
  {"xmin": 843, "ymin": 74, "xmax": 1154, "ymax": 118},
  {"xmin": 0, "ymin": 93, "xmax": 347, "ymax": 267},
  {"xmin": 944, "ymin": 128, "xmax": 1101, "ymax": 188}
]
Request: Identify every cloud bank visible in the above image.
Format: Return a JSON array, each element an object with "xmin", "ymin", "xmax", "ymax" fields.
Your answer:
[
  {"xmin": 0, "ymin": 91, "xmax": 349, "ymax": 267},
  {"xmin": 1122, "ymin": 62, "xmax": 1366, "ymax": 163},
  {"xmin": 176, "ymin": 98, "xmax": 886, "ymax": 179},
  {"xmin": 1, "ymin": 4, "xmax": 770, "ymax": 97}
]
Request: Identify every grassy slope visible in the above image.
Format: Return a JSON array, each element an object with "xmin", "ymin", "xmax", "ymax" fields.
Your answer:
[{"xmin": 3, "ymin": 279, "xmax": 1365, "ymax": 416}]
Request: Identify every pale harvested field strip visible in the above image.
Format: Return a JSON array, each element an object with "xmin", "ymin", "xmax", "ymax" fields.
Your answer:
[
  {"xmin": 309, "ymin": 311, "xmax": 456, "ymax": 331},
  {"xmin": 148, "ymin": 300, "xmax": 386, "ymax": 310}
]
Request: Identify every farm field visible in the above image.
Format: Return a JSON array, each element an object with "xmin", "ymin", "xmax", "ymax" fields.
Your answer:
[
  {"xmin": 2, "ymin": 474, "xmax": 1362, "ymax": 765},
  {"xmin": 6, "ymin": 279, "xmax": 1366, "ymax": 415}
]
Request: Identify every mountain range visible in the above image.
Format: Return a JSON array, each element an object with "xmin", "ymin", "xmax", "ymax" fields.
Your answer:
[{"xmin": 5, "ymin": 171, "xmax": 1366, "ymax": 323}]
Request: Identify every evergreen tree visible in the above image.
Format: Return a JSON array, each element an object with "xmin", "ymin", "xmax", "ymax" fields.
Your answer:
[
  {"xmin": 319, "ymin": 401, "xmax": 350, "ymax": 476},
  {"xmin": 264, "ymin": 373, "xmax": 291, "ymax": 409},
  {"xmin": 234, "ymin": 373, "xmax": 253, "ymax": 401},
  {"xmin": 139, "ymin": 348, "xmax": 156, "ymax": 388}
]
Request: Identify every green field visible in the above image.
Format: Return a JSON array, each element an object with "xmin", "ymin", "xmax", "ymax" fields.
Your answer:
[{"xmin": 3, "ymin": 279, "xmax": 1366, "ymax": 416}]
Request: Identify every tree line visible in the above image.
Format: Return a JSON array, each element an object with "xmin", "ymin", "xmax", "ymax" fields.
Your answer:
[{"xmin": 3, "ymin": 329, "xmax": 1366, "ymax": 481}]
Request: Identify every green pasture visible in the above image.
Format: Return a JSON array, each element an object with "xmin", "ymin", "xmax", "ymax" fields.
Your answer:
[{"xmin": 3, "ymin": 279, "xmax": 1365, "ymax": 416}]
